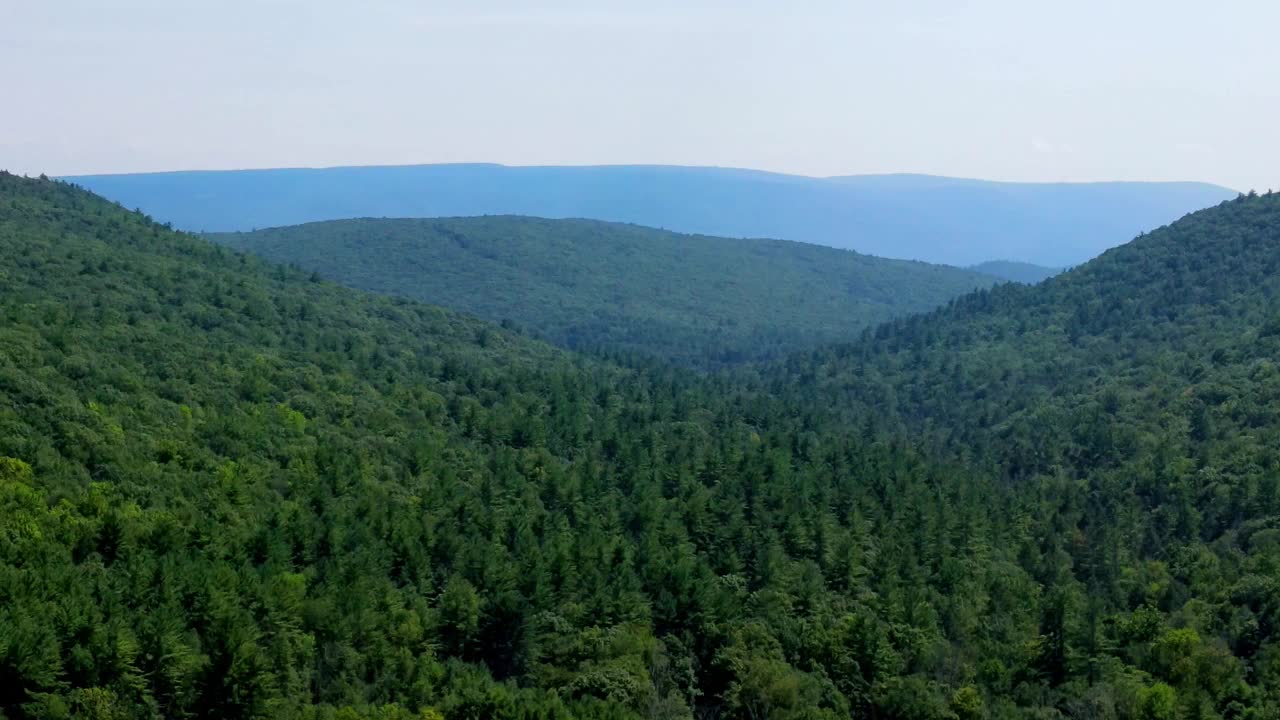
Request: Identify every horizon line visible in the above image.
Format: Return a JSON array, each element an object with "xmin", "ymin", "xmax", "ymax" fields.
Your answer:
[{"xmin": 48, "ymin": 162, "xmax": 1238, "ymax": 191}]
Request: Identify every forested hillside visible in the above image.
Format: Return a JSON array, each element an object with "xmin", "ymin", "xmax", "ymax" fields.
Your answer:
[
  {"xmin": 210, "ymin": 217, "xmax": 995, "ymax": 367},
  {"xmin": 779, "ymin": 190, "xmax": 1280, "ymax": 716},
  {"xmin": 801, "ymin": 191, "xmax": 1280, "ymax": 470},
  {"xmin": 3, "ymin": 173, "xmax": 1280, "ymax": 720},
  {"xmin": 65, "ymin": 164, "xmax": 1235, "ymax": 266},
  {"xmin": 0, "ymin": 174, "xmax": 1068, "ymax": 719}
]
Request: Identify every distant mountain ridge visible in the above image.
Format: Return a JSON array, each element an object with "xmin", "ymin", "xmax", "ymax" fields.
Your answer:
[
  {"xmin": 968, "ymin": 260, "xmax": 1063, "ymax": 283},
  {"xmin": 64, "ymin": 164, "xmax": 1236, "ymax": 266},
  {"xmin": 210, "ymin": 215, "xmax": 996, "ymax": 366}
]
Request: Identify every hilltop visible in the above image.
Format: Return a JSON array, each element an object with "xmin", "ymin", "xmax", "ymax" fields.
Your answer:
[{"xmin": 968, "ymin": 260, "xmax": 1063, "ymax": 283}]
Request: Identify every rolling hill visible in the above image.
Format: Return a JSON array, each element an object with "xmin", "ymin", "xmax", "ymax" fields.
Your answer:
[
  {"xmin": 968, "ymin": 260, "xmax": 1063, "ymax": 284},
  {"xmin": 209, "ymin": 216, "xmax": 996, "ymax": 367},
  {"xmin": 65, "ymin": 164, "xmax": 1236, "ymax": 267}
]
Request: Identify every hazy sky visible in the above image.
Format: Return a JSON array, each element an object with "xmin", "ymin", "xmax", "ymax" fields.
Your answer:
[{"xmin": 4, "ymin": 0, "xmax": 1276, "ymax": 190}]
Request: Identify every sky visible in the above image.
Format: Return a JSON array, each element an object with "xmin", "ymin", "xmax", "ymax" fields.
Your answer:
[{"xmin": 3, "ymin": 0, "xmax": 1277, "ymax": 190}]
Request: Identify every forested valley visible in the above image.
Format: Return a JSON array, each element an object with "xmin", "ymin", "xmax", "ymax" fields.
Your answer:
[{"xmin": 2, "ymin": 173, "xmax": 1279, "ymax": 720}]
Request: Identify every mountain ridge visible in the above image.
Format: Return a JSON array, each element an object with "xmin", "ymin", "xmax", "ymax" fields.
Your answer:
[
  {"xmin": 62, "ymin": 162, "xmax": 1234, "ymax": 188},
  {"xmin": 967, "ymin": 259, "xmax": 1064, "ymax": 283},
  {"xmin": 63, "ymin": 164, "xmax": 1236, "ymax": 266},
  {"xmin": 208, "ymin": 214, "xmax": 996, "ymax": 367}
]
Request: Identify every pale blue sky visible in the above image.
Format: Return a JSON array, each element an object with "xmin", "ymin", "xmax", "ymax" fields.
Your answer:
[{"xmin": 3, "ymin": 0, "xmax": 1276, "ymax": 190}]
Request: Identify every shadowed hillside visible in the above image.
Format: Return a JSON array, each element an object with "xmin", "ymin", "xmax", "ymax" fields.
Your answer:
[{"xmin": 211, "ymin": 216, "xmax": 995, "ymax": 367}]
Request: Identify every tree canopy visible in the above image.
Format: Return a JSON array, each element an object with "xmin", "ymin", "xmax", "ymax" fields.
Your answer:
[{"xmin": 2, "ymin": 174, "xmax": 1279, "ymax": 719}]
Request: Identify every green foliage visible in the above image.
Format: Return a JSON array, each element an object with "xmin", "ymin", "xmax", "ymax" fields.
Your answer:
[
  {"xmin": 2, "ymin": 174, "xmax": 1280, "ymax": 719},
  {"xmin": 209, "ymin": 217, "xmax": 995, "ymax": 368},
  {"xmin": 1139, "ymin": 683, "xmax": 1177, "ymax": 720},
  {"xmin": 0, "ymin": 174, "xmax": 1010, "ymax": 718},
  {"xmin": 784, "ymin": 190, "xmax": 1280, "ymax": 716}
]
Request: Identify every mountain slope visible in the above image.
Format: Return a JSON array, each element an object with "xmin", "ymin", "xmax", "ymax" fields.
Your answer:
[
  {"xmin": 65, "ymin": 164, "xmax": 1236, "ymax": 266},
  {"xmin": 804, "ymin": 191, "xmax": 1280, "ymax": 470},
  {"xmin": 210, "ymin": 216, "xmax": 995, "ymax": 366},
  {"xmin": 791, "ymin": 188, "xmax": 1280, "ymax": 517},
  {"xmin": 782, "ymin": 192, "xmax": 1280, "ymax": 715},
  {"xmin": 968, "ymin": 260, "xmax": 1063, "ymax": 283}
]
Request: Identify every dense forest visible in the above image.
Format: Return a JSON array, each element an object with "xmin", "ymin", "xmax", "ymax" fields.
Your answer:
[
  {"xmin": 778, "ymin": 190, "xmax": 1280, "ymax": 715},
  {"xmin": 2, "ymin": 173, "xmax": 1279, "ymax": 719},
  {"xmin": 209, "ymin": 217, "xmax": 994, "ymax": 367}
]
